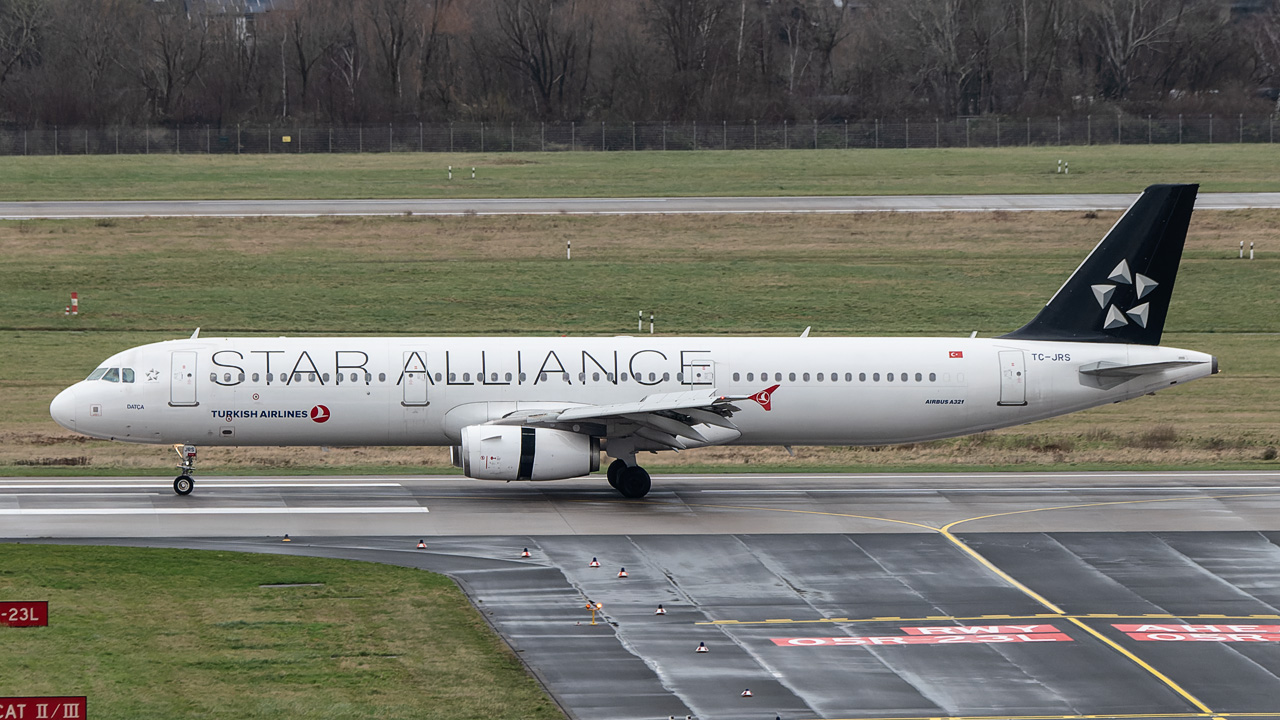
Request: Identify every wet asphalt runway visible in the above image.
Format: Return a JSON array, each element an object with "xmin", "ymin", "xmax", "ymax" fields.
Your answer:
[
  {"xmin": 3, "ymin": 192, "xmax": 1280, "ymax": 218},
  {"xmin": 7, "ymin": 471, "xmax": 1280, "ymax": 720}
]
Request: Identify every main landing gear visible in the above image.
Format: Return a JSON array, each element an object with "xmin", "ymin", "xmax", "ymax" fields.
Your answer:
[
  {"xmin": 606, "ymin": 458, "xmax": 651, "ymax": 499},
  {"xmin": 172, "ymin": 444, "xmax": 196, "ymax": 496}
]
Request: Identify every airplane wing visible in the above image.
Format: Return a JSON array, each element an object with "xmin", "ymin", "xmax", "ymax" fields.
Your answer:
[{"xmin": 489, "ymin": 390, "xmax": 745, "ymax": 449}]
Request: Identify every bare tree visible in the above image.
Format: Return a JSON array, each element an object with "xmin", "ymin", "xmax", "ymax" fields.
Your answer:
[
  {"xmin": 1086, "ymin": 0, "xmax": 1189, "ymax": 99},
  {"xmin": 489, "ymin": 0, "xmax": 594, "ymax": 119},
  {"xmin": 0, "ymin": 0, "xmax": 45, "ymax": 88}
]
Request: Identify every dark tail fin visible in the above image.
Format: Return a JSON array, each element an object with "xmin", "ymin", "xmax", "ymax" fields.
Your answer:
[{"xmin": 1001, "ymin": 183, "xmax": 1198, "ymax": 346}]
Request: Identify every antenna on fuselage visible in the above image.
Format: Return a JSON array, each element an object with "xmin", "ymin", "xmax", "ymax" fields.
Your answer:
[{"xmin": 190, "ymin": 327, "xmax": 201, "ymax": 339}]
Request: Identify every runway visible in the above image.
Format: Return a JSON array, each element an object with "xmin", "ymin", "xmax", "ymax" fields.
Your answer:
[
  {"xmin": 9, "ymin": 471, "xmax": 1280, "ymax": 720},
  {"xmin": 3, "ymin": 192, "xmax": 1280, "ymax": 218}
]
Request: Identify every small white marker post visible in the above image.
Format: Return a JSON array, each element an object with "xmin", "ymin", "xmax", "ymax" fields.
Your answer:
[
  {"xmin": 1057, "ymin": 159, "xmax": 1062, "ymax": 174},
  {"xmin": 566, "ymin": 239, "xmax": 571, "ymax": 260},
  {"xmin": 1250, "ymin": 242, "xmax": 1255, "ymax": 260},
  {"xmin": 471, "ymin": 167, "xmax": 476, "ymax": 179},
  {"xmin": 638, "ymin": 310, "xmax": 643, "ymax": 333},
  {"xmin": 448, "ymin": 165, "xmax": 452, "ymax": 181},
  {"xmin": 1064, "ymin": 161, "xmax": 1069, "ymax": 175},
  {"xmin": 1241, "ymin": 241, "xmax": 1245, "ymax": 259},
  {"xmin": 649, "ymin": 311, "xmax": 654, "ymax": 335}
]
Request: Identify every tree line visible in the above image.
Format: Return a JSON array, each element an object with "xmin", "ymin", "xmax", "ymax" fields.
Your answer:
[{"xmin": 1, "ymin": 0, "xmax": 1279, "ymax": 127}]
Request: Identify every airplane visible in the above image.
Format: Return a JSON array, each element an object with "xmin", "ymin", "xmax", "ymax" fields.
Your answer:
[{"xmin": 50, "ymin": 184, "xmax": 1215, "ymax": 499}]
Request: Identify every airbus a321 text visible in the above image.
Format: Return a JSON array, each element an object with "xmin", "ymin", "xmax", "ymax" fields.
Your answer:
[{"xmin": 51, "ymin": 184, "xmax": 1216, "ymax": 498}]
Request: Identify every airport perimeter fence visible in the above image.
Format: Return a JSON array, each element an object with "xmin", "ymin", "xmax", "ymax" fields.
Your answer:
[{"xmin": 3, "ymin": 115, "xmax": 1278, "ymax": 155}]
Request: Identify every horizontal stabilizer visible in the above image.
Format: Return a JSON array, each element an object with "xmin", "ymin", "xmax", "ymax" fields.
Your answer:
[{"xmin": 1079, "ymin": 360, "xmax": 1206, "ymax": 377}]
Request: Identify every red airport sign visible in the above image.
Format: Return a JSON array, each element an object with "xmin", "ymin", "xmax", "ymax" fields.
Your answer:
[
  {"xmin": 1115, "ymin": 623, "xmax": 1280, "ymax": 642},
  {"xmin": 0, "ymin": 602, "xmax": 47, "ymax": 627},
  {"xmin": 773, "ymin": 624, "xmax": 1073, "ymax": 647},
  {"xmin": 0, "ymin": 697, "xmax": 86, "ymax": 719}
]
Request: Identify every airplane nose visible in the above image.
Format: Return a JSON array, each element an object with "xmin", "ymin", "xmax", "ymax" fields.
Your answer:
[{"xmin": 50, "ymin": 387, "xmax": 76, "ymax": 431}]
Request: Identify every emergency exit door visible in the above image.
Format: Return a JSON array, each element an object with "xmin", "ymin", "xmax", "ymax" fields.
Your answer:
[
  {"xmin": 402, "ymin": 351, "xmax": 429, "ymax": 406},
  {"xmin": 170, "ymin": 351, "xmax": 198, "ymax": 406},
  {"xmin": 997, "ymin": 351, "xmax": 1027, "ymax": 406}
]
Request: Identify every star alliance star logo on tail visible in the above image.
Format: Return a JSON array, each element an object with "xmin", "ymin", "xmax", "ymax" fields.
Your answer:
[{"xmin": 1091, "ymin": 259, "xmax": 1158, "ymax": 331}]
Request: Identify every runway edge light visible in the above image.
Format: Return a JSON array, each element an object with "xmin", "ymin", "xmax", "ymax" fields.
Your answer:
[
  {"xmin": 589, "ymin": 557, "xmax": 600, "ymax": 568},
  {"xmin": 282, "ymin": 534, "xmax": 291, "ymax": 542},
  {"xmin": 741, "ymin": 688, "xmax": 753, "ymax": 697},
  {"xmin": 521, "ymin": 547, "xmax": 531, "ymax": 558},
  {"xmin": 655, "ymin": 604, "xmax": 666, "ymax": 615},
  {"xmin": 417, "ymin": 539, "xmax": 426, "ymax": 549},
  {"xmin": 617, "ymin": 567, "xmax": 628, "ymax": 578},
  {"xmin": 695, "ymin": 641, "xmax": 708, "ymax": 653}
]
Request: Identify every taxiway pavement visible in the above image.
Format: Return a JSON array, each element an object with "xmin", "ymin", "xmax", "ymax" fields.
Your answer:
[
  {"xmin": 3, "ymin": 192, "xmax": 1280, "ymax": 218},
  {"xmin": 8, "ymin": 471, "xmax": 1280, "ymax": 720}
]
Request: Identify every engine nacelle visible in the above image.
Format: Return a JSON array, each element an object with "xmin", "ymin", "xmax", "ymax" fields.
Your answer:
[{"xmin": 460, "ymin": 425, "xmax": 600, "ymax": 481}]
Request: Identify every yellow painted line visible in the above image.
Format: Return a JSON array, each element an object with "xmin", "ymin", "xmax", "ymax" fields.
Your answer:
[
  {"xmin": 939, "ymin": 492, "xmax": 1280, "ymax": 534},
  {"xmin": 938, "ymin": 528, "xmax": 1068, "ymax": 614}
]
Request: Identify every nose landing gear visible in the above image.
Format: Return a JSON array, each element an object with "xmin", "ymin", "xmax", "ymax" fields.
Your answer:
[{"xmin": 172, "ymin": 444, "xmax": 196, "ymax": 495}]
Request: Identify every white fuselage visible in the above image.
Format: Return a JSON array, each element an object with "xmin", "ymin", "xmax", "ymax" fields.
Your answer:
[{"xmin": 51, "ymin": 335, "xmax": 1215, "ymax": 450}]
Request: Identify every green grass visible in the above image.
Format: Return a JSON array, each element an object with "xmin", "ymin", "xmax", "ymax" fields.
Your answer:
[
  {"xmin": 0, "ymin": 545, "xmax": 562, "ymax": 720},
  {"xmin": 4, "ymin": 145, "xmax": 1280, "ymax": 200}
]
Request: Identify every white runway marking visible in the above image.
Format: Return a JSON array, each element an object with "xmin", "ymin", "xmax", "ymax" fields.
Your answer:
[
  {"xmin": 0, "ymin": 507, "xmax": 428, "ymax": 515},
  {"xmin": 0, "ymin": 482, "xmax": 404, "ymax": 490}
]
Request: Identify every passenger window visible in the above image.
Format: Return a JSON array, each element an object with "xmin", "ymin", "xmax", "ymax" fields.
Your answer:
[
  {"xmin": 803, "ymin": 372, "xmax": 810, "ymax": 382},
  {"xmin": 462, "ymin": 373, "xmax": 470, "ymax": 382},
  {"xmin": 122, "ymin": 368, "xmax": 135, "ymax": 383},
  {"xmin": 307, "ymin": 373, "xmax": 316, "ymax": 382},
  {"xmin": 293, "ymin": 373, "xmax": 302, "ymax": 382},
  {"xmin": 887, "ymin": 373, "xmax": 894, "ymax": 382},
  {"xmin": 593, "ymin": 372, "xmax": 600, "ymax": 381},
  {"xmin": 747, "ymin": 372, "xmax": 754, "ymax": 381},
  {"xmin": 379, "ymin": 373, "xmax": 387, "ymax": 382},
  {"xmin": 873, "ymin": 373, "xmax": 880, "ymax": 381},
  {"xmin": 103, "ymin": 368, "xmax": 120, "ymax": 382},
  {"xmin": 915, "ymin": 372, "xmax": 922, "ymax": 382},
  {"xmin": 607, "ymin": 373, "xmax": 615, "ymax": 382},
  {"xmin": 579, "ymin": 373, "xmax": 586, "ymax": 382},
  {"xmin": 449, "ymin": 373, "xmax": 456, "ymax": 382},
  {"xmin": 676, "ymin": 372, "xmax": 683, "ymax": 382},
  {"xmin": 929, "ymin": 372, "xmax": 936, "ymax": 382},
  {"xmin": 662, "ymin": 372, "xmax": 670, "ymax": 381},
  {"xmin": 901, "ymin": 373, "xmax": 908, "ymax": 382},
  {"xmin": 539, "ymin": 372, "xmax": 548, "ymax": 382},
  {"xmin": 846, "ymin": 373, "xmax": 853, "ymax": 381},
  {"xmin": 224, "ymin": 373, "xmax": 232, "ymax": 382},
  {"xmin": 252, "ymin": 373, "xmax": 260, "ymax": 382},
  {"xmin": 733, "ymin": 372, "xmax": 741, "ymax": 381},
  {"xmin": 351, "ymin": 373, "xmax": 358, "ymax": 382},
  {"xmin": 648, "ymin": 372, "xmax": 656, "ymax": 382},
  {"xmin": 789, "ymin": 372, "xmax": 796, "ymax": 381},
  {"xmin": 621, "ymin": 373, "xmax": 628, "ymax": 381},
  {"xmin": 434, "ymin": 373, "xmax": 442, "ymax": 382},
  {"xmin": 492, "ymin": 373, "xmax": 499, "ymax": 382},
  {"xmin": 520, "ymin": 373, "xmax": 527, "ymax": 382},
  {"xmin": 87, "ymin": 367, "xmax": 108, "ymax": 381},
  {"xmin": 506, "ymin": 372, "xmax": 513, "ymax": 381},
  {"xmin": 774, "ymin": 373, "xmax": 782, "ymax": 382},
  {"xmin": 208, "ymin": 372, "xmax": 216, "ymax": 382},
  {"xmin": 562, "ymin": 373, "xmax": 570, "ymax": 382},
  {"xmin": 817, "ymin": 373, "xmax": 823, "ymax": 382},
  {"xmin": 322, "ymin": 373, "xmax": 329, "ymax": 382},
  {"xmin": 859, "ymin": 373, "xmax": 866, "ymax": 381}
]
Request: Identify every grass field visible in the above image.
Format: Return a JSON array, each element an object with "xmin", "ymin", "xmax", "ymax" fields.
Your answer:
[
  {"xmin": 0, "ymin": 544, "xmax": 563, "ymax": 720},
  {"xmin": 3, "ymin": 209, "xmax": 1276, "ymax": 473},
  {"xmin": 4, "ymin": 145, "xmax": 1280, "ymax": 200}
]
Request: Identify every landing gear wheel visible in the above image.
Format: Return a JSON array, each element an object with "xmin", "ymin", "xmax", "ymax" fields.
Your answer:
[
  {"xmin": 174, "ymin": 475, "xmax": 194, "ymax": 496},
  {"xmin": 606, "ymin": 459, "xmax": 627, "ymax": 490},
  {"xmin": 616, "ymin": 466, "xmax": 651, "ymax": 499}
]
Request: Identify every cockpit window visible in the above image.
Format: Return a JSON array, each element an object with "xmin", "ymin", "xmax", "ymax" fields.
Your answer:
[
  {"xmin": 122, "ymin": 368, "xmax": 135, "ymax": 383},
  {"xmin": 102, "ymin": 368, "xmax": 120, "ymax": 383},
  {"xmin": 86, "ymin": 367, "xmax": 108, "ymax": 381}
]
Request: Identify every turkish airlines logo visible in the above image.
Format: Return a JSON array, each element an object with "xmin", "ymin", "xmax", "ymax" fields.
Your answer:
[
  {"xmin": 750, "ymin": 384, "xmax": 780, "ymax": 411},
  {"xmin": 310, "ymin": 404, "xmax": 331, "ymax": 423}
]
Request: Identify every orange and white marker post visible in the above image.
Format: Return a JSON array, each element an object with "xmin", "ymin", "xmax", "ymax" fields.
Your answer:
[{"xmin": 70, "ymin": 292, "xmax": 78, "ymax": 316}]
